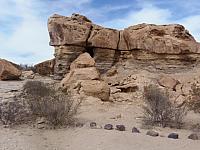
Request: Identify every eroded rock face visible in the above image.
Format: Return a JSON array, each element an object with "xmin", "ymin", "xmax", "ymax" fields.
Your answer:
[
  {"xmin": 80, "ymin": 80, "xmax": 110, "ymax": 101},
  {"xmin": 34, "ymin": 59, "xmax": 55, "ymax": 76},
  {"xmin": 0, "ymin": 59, "xmax": 22, "ymax": 80},
  {"xmin": 48, "ymin": 13, "xmax": 200, "ymax": 80},
  {"xmin": 119, "ymin": 24, "xmax": 198, "ymax": 53},
  {"xmin": 158, "ymin": 75, "xmax": 179, "ymax": 90},
  {"xmin": 48, "ymin": 14, "xmax": 92, "ymax": 46},
  {"xmin": 70, "ymin": 52, "xmax": 95, "ymax": 70}
]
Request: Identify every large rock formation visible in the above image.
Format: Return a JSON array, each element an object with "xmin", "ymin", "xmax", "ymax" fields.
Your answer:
[
  {"xmin": 34, "ymin": 59, "xmax": 55, "ymax": 76},
  {"xmin": 0, "ymin": 59, "xmax": 22, "ymax": 80},
  {"xmin": 48, "ymin": 13, "xmax": 200, "ymax": 80}
]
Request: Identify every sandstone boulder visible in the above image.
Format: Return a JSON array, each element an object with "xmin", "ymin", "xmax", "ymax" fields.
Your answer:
[
  {"xmin": 70, "ymin": 52, "xmax": 95, "ymax": 70},
  {"xmin": 21, "ymin": 70, "xmax": 35, "ymax": 79},
  {"xmin": 0, "ymin": 59, "xmax": 22, "ymax": 80},
  {"xmin": 61, "ymin": 67, "xmax": 100, "ymax": 88},
  {"xmin": 88, "ymin": 25, "xmax": 119, "ymax": 49},
  {"xmin": 48, "ymin": 14, "xmax": 92, "ymax": 46},
  {"xmin": 80, "ymin": 80, "xmax": 110, "ymax": 101},
  {"xmin": 158, "ymin": 75, "xmax": 179, "ymax": 90},
  {"xmin": 34, "ymin": 59, "xmax": 55, "ymax": 76},
  {"xmin": 119, "ymin": 23, "xmax": 199, "ymax": 54}
]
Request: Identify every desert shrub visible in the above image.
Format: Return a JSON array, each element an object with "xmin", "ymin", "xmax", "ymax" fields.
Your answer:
[
  {"xmin": 143, "ymin": 85, "xmax": 187, "ymax": 128},
  {"xmin": 188, "ymin": 83, "xmax": 200, "ymax": 113},
  {"xmin": 22, "ymin": 81, "xmax": 81, "ymax": 126}
]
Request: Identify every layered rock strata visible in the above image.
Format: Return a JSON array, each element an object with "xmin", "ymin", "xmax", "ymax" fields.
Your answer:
[{"xmin": 48, "ymin": 13, "xmax": 200, "ymax": 80}]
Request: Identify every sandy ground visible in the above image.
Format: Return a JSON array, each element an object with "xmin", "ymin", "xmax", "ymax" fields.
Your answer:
[{"xmin": 1, "ymin": 80, "xmax": 200, "ymax": 150}]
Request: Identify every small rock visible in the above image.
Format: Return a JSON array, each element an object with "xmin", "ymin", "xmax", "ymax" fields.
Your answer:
[
  {"xmin": 168, "ymin": 133, "xmax": 179, "ymax": 139},
  {"xmin": 132, "ymin": 127, "xmax": 140, "ymax": 133},
  {"xmin": 90, "ymin": 122, "xmax": 97, "ymax": 129},
  {"xmin": 104, "ymin": 124, "xmax": 113, "ymax": 130},
  {"xmin": 3, "ymin": 125, "xmax": 10, "ymax": 128},
  {"xmin": 146, "ymin": 130, "xmax": 159, "ymax": 137},
  {"xmin": 116, "ymin": 125, "xmax": 125, "ymax": 131},
  {"xmin": 188, "ymin": 133, "xmax": 199, "ymax": 140},
  {"xmin": 36, "ymin": 117, "xmax": 46, "ymax": 124},
  {"xmin": 37, "ymin": 124, "xmax": 46, "ymax": 129},
  {"xmin": 75, "ymin": 122, "xmax": 84, "ymax": 128},
  {"xmin": 110, "ymin": 114, "xmax": 122, "ymax": 119}
]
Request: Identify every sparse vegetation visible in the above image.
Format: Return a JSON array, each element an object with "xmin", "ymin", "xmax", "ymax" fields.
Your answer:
[
  {"xmin": 188, "ymin": 83, "xmax": 200, "ymax": 113},
  {"xmin": 22, "ymin": 81, "xmax": 81, "ymax": 126},
  {"xmin": 142, "ymin": 84, "xmax": 187, "ymax": 128}
]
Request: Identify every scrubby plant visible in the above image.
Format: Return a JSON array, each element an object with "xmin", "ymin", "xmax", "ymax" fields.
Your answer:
[
  {"xmin": 142, "ymin": 84, "xmax": 187, "ymax": 128},
  {"xmin": 188, "ymin": 83, "xmax": 200, "ymax": 113},
  {"xmin": 22, "ymin": 81, "xmax": 81, "ymax": 126}
]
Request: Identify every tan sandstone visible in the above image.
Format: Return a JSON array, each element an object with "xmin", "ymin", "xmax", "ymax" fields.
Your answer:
[{"xmin": 0, "ymin": 59, "xmax": 22, "ymax": 80}]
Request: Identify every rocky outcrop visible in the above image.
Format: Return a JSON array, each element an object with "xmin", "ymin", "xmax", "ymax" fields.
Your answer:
[
  {"xmin": 0, "ymin": 59, "xmax": 22, "ymax": 80},
  {"xmin": 34, "ymin": 59, "xmax": 55, "ymax": 76},
  {"xmin": 48, "ymin": 13, "xmax": 200, "ymax": 80}
]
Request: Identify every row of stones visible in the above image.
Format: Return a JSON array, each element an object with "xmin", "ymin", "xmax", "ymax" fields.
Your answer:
[{"xmin": 89, "ymin": 122, "xmax": 199, "ymax": 140}]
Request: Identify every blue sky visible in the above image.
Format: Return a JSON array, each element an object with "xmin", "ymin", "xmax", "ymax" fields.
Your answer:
[{"xmin": 0, "ymin": 0, "xmax": 200, "ymax": 64}]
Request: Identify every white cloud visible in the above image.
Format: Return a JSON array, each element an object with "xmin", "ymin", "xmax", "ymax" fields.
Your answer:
[
  {"xmin": 0, "ymin": 0, "xmax": 92, "ymax": 64},
  {"xmin": 178, "ymin": 15, "xmax": 200, "ymax": 41},
  {"xmin": 102, "ymin": 2, "xmax": 200, "ymax": 42},
  {"xmin": 103, "ymin": 4, "xmax": 171, "ymax": 29}
]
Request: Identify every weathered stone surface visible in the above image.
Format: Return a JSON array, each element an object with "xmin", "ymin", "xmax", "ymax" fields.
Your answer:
[
  {"xmin": 54, "ymin": 46, "xmax": 85, "ymax": 80},
  {"xmin": 80, "ymin": 80, "xmax": 110, "ymax": 101},
  {"xmin": 93, "ymin": 48, "xmax": 119, "ymax": 73},
  {"xmin": 88, "ymin": 25, "xmax": 119, "ymax": 49},
  {"xmin": 158, "ymin": 75, "xmax": 179, "ymax": 90},
  {"xmin": 70, "ymin": 52, "xmax": 95, "ymax": 70},
  {"xmin": 34, "ymin": 59, "xmax": 55, "ymax": 76},
  {"xmin": 0, "ymin": 59, "xmax": 22, "ymax": 80},
  {"xmin": 48, "ymin": 13, "xmax": 200, "ymax": 80},
  {"xmin": 48, "ymin": 14, "xmax": 92, "ymax": 46},
  {"xmin": 119, "ymin": 23, "xmax": 199, "ymax": 54},
  {"xmin": 21, "ymin": 71, "xmax": 35, "ymax": 79},
  {"xmin": 61, "ymin": 67, "xmax": 100, "ymax": 89},
  {"xmin": 115, "ymin": 83, "xmax": 138, "ymax": 93}
]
